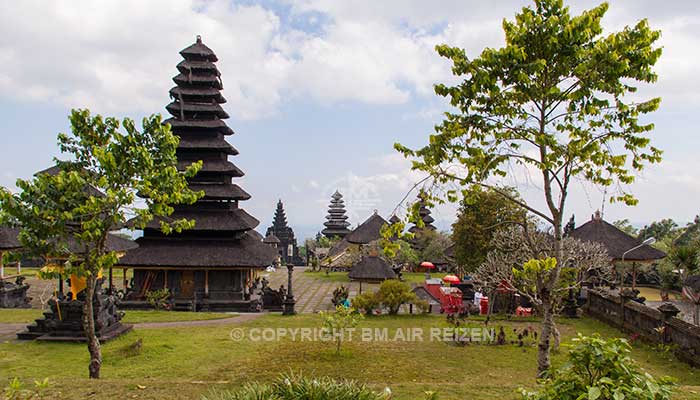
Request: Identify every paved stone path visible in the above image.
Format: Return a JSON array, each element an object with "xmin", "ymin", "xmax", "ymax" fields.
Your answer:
[{"xmin": 263, "ymin": 266, "xmax": 382, "ymax": 313}]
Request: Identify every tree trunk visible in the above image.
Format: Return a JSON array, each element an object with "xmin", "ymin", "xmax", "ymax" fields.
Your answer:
[
  {"xmin": 537, "ymin": 304, "xmax": 554, "ymax": 377},
  {"xmin": 551, "ymin": 320, "xmax": 560, "ymax": 352},
  {"xmin": 83, "ymin": 274, "xmax": 102, "ymax": 379}
]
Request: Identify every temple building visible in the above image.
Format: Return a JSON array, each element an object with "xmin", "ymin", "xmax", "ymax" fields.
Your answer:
[
  {"xmin": 325, "ymin": 211, "xmax": 388, "ymax": 269},
  {"xmin": 408, "ymin": 195, "xmax": 437, "ymax": 250},
  {"xmin": 322, "ymin": 190, "xmax": 351, "ymax": 239},
  {"xmin": 265, "ymin": 199, "xmax": 302, "ymax": 265},
  {"xmin": 116, "ymin": 36, "xmax": 277, "ymax": 311}
]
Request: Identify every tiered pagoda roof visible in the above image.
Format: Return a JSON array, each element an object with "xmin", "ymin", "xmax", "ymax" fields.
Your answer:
[
  {"xmin": 265, "ymin": 200, "xmax": 296, "ymax": 246},
  {"xmin": 408, "ymin": 195, "xmax": 437, "ymax": 250},
  {"xmin": 322, "ymin": 190, "xmax": 351, "ymax": 239},
  {"xmin": 118, "ymin": 36, "xmax": 276, "ymax": 268}
]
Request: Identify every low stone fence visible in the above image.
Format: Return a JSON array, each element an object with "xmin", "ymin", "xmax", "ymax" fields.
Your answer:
[{"xmin": 585, "ymin": 289, "xmax": 700, "ymax": 367}]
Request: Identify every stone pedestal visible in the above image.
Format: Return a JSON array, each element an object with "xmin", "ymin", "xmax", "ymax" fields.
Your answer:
[
  {"xmin": 17, "ymin": 280, "xmax": 131, "ymax": 342},
  {"xmin": 0, "ymin": 278, "xmax": 31, "ymax": 308}
]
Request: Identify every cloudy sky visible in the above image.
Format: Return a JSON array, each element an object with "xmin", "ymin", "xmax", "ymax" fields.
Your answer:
[{"xmin": 1, "ymin": 0, "xmax": 699, "ymax": 240}]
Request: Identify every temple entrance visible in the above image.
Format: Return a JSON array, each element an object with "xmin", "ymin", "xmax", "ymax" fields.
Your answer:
[{"xmin": 180, "ymin": 270, "xmax": 195, "ymax": 298}]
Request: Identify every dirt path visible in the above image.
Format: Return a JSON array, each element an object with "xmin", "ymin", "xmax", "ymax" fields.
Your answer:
[{"xmin": 133, "ymin": 312, "xmax": 263, "ymax": 329}]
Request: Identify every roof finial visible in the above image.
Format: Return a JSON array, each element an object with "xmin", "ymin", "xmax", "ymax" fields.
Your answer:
[
  {"xmin": 196, "ymin": 35, "xmax": 202, "ymax": 44},
  {"xmin": 592, "ymin": 210, "xmax": 602, "ymax": 221}
]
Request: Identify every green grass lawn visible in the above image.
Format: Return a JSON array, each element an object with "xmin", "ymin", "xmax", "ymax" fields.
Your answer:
[
  {"xmin": 1, "ymin": 314, "xmax": 698, "ymax": 399},
  {"xmin": 0, "ymin": 309, "xmax": 233, "ymax": 324}
]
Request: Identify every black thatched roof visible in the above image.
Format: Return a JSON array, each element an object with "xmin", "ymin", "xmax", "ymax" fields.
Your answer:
[
  {"xmin": 188, "ymin": 183, "xmax": 250, "ymax": 201},
  {"xmin": 0, "ymin": 226, "xmax": 135, "ymax": 255},
  {"xmin": 569, "ymin": 213, "xmax": 666, "ymax": 262},
  {"xmin": 348, "ymin": 255, "xmax": 396, "ymax": 282},
  {"xmin": 345, "ymin": 212, "xmax": 388, "ymax": 245},
  {"xmin": 177, "ymin": 159, "xmax": 244, "ymax": 177},
  {"xmin": 179, "ymin": 36, "xmax": 218, "ymax": 61},
  {"xmin": 178, "ymin": 136, "xmax": 238, "ymax": 155},
  {"xmin": 139, "ymin": 209, "xmax": 259, "ymax": 232},
  {"xmin": 322, "ymin": 190, "xmax": 351, "ymax": 238},
  {"xmin": 118, "ymin": 231, "xmax": 276, "ymax": 268},
  {"xmin": 117, "ymin": 36, "xmax": 274, "ymax": 270},
  {"xmin": 163, "ymin": 118, "xmax": 234, "ymax": 136},
  {"xmin": 263, "ymin": 233, "xmax": 281, "ymax": 245},
  {"xmin": 0, "ymin": 227, "xmax": 22, "ymax": 250}
]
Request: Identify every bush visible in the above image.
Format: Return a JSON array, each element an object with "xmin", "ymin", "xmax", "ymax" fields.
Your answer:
[
  {"xmin": 375, "ymin": 279, "xmax": 419, "ymax": 315},
  {"xmin": 351, "ymin": 292, "xmax": 381, "ymax": 315},
  {"xmin": 145, "ymin": 288, "xmax": 171, "ymax": 310},
  {"xmin": 521, "ymin": 334, "xmax": 674, "ymax": 400},
  {"xmin": 202, "ymin": 372, "xmax": 391, "ymax": 400}
]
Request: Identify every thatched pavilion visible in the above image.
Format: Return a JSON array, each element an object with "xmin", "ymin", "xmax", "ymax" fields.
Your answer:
[
  {"xmin": 116, "ymin": 37, "xmax": 277, "ymax": 311},
  {"xmin": 569, "ymin": 211, "xmax": 666, "ymax": 288}
]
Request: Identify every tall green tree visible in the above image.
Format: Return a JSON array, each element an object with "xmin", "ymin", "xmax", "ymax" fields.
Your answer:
[
  {"xmin": 638, "ymin": 218, "xmax": 678, "ymax": 242},
  {"xmin": 0, "ymin": 109, "xmax": 202, "ymax": 379},
  {"xmin": 395, "ymin": 0, "xmax": 662, "ymax": 375},
  {"xmin": 452, "ymin": 186, "xmax": 526, "ymax": 272}
]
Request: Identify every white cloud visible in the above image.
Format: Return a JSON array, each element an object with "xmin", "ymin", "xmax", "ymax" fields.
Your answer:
[{"xmin": 3, "ymin": 0, "xmax": 700, "ymax": 117}]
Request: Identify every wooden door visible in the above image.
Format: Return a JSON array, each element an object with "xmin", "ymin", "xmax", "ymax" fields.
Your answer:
[{"xmin": 180, "ymin": 270, "xmax": 195, "ymax": 298}]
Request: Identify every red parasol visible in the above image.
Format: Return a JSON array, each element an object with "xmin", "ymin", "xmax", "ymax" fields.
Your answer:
[
  {"xmin": 420, "ymin": 261, "xmax": 435, "ymax": 269},
  {"xmin": 442, "ymin": 274, "xmax": 460, "ymax": 284}
]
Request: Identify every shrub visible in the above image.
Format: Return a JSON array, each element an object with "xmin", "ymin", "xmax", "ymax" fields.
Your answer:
[
  {"xmin": 202, "ymin": 372, "xmax": 390, "ymax": 400},
  {"xmin": 145, "ymin": 288, "xmax": 171, "ymax": 310},
  {"xmin": 520, "ymin": 334, "xmax": 674, "ymax": 400},
  {"xmin": 375, "ymin": 279, "xmax": 419, "ymax": 315},
  {"xmin": 351, "ymin": 292, "xmax": 380, "ymax": 315}
]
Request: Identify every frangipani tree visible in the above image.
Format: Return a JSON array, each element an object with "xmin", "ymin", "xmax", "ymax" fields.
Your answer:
[
  {"xmin": 395, "ymin": 0, "xmax": 661, "ymax": 375},
  {"xmin": 0, "ymin": 109, "xmax": 202, "ymax": 379},
  {"xmin": 475, "ymin": 225, "xmax": 611, "ymax": 349}
]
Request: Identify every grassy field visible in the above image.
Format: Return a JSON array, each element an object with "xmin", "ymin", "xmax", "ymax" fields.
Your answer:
[
  {"xmin": 0, "ymin": 309, "xmax": 233, "ymax": 324},
  {"xmin": 1, "ymin": 314, "xmax": 699, "ymax": 399}
]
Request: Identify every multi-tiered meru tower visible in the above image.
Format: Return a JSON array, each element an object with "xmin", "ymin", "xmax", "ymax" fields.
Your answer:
[
  {"xmin": 408, "ymin": 195, "xmax": 437, "ymax": 251},
  {"xmin": 117, "ymin": 36, "xmax": 277, "ymax": 311},
  {"xmin": 265, "ymin": 199, "xmax": 301, "ymax": 265},
  {"xmin": 322, "ymin": 190, "xmax": 351, "ymax": 239}
]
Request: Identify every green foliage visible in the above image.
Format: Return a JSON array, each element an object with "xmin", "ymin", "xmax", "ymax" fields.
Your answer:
[
  {"xmin": 521, "ymin": 334, "xmax": 674, "ymax": 400},
  {"xmin": 613, "ymin": 219, "xmax": 639, "ymax": 237},
  {"xmin": 203, "ymin": 372, "xmax": 392, "ymax": 400},
  {"xmin": 0, "ymin": 109, "xmax": 203, "ymax": 378},
  {"xmin": 638, "ymin": 219, "xmax": 678, "ymax": 242},
  {"xmin": 396, "ymin": 0, "xmax": 662, "ymax": 213},
  {"xmin": 3, "ymin": 377, "xmax": 50, "ymax": 400},
  {"xmin": 452, "ymin": 185, "xmax": 526, "ymax": 272},
  {"xmin": 375, "ymin": 279, "xmax": 420, "ymax": 315},
  {"xmin": 351, "ymin": 292, "xmax": 381, "ymax": 315},
  {"xmin": 393, "ymin": 0, "xmax": 662, "ymax": 376},
  {"xmin": 384, "ymin": 239, "xmax": 419, "ymax": 266},
  {"xmin": 0, "ymin": 109, "xmax": 202, "ymax": 278},
  {"xmin": 320, "ymin": 305, "xmax": 363, "ymax": 354},
  {"xmin": 145, "ymin": 288, "xmax": 172, "ymax": 310},
  {"xmin": 317, "ymin": 236, "xmax": 337, "ymax": 249},
  {"xmin": 351, "ymin": 280, "xmax": 426, "ymax": 315},
  {"xmin": 415, "ymin": 230, "xmax": 452, "ymax": 265}
]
